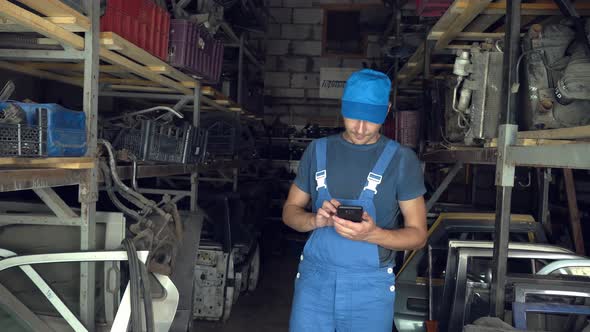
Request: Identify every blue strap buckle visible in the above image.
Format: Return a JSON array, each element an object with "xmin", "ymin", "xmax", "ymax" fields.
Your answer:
[
  {"xmin": 315, "ymin": 170, "xmax": 327, "ymax": 191},
  {"xmin": 363, "ymin": 172, "xmax": 383, "ymax": 194}
]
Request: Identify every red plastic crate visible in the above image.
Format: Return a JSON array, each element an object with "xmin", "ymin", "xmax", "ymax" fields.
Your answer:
[
  {"xmin": 416, "ymin": 0, "xmax": 453, "ymax": 17},
  {"xmin": 101, "ymin": 0, "xmax": 170, "ymax": 60}
]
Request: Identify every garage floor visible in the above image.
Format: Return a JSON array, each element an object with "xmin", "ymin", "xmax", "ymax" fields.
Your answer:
[{"xmin": 193, "ymin": 252, "xmax": 299, "ymax": 332}]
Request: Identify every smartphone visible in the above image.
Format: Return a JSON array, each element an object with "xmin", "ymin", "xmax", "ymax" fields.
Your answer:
[{"xmin": 336, "ymin": 205, "xmax": 364, "ymax": 223}]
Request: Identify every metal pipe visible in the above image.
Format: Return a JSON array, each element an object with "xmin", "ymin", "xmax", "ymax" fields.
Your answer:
[
  {"xmin": 238, "ymin": 34, "xmax": 244, "ymax": 105},
  {"xmin": 499, "ymin": 0, "xmax": 521, "ymax": 125},
  {"xmin": 107, "ymin": 106, "xmax": 184, "ymax": 122}
]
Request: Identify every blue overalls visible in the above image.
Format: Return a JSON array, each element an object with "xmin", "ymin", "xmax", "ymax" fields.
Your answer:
[{"xmin": 290, "ymin": 137, "xmax": 399, "ymax": 332}]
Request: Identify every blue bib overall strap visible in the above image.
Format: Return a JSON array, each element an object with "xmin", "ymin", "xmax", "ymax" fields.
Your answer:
[
  {"xmin": 290, "ymin": 137, "xmax": 400, "ymax": 332},
  {"xmin": 359, "ymin": 140, "xmax": 399, "ymax": 201}
]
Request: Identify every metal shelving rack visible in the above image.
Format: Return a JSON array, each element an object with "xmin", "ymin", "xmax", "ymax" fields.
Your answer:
[
  {"xmin": 404, "ymin": 0, "xmax": 590, "ymax": 320},
  {"xmin": 0, "ymin": 1, "xmax": 256, "ymax": 330}
]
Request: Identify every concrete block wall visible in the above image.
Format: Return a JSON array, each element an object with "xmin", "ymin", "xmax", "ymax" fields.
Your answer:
[{"xmin": 260, "ymin": 0, "xmax": 384, "ymax": 126}]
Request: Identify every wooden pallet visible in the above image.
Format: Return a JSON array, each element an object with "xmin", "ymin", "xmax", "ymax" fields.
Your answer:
[{"xmin": 397, "ymin": 0, "xmax": 590, "ymax": 86}]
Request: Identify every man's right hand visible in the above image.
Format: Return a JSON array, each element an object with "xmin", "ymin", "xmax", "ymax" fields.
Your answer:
[{"xmin": 313, "ymin": 199, "xmax": 341, "ymax": 229}]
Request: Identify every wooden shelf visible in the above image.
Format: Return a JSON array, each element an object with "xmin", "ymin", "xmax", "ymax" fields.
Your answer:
[
  {"xmin": 0, "ymin": 157, "xmax": 95, "ymax": 169},
  {"xmin": 0, "ymin": 168, "xmax": 84, "ymax": 192},
  {"xmin": 396, "ymin": 0, "xmax": 590, "ymax": 86},
  {"xmin": 0, "ymin": 0, "xmax": 248, "ymax": 115}
]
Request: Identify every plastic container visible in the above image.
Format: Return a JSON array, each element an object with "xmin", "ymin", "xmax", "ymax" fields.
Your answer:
[
  {"xmin": 416, "ymin": 0, "xmax": 453, "ymax": 17},
  {"xmin": 169, "ymin": 20, "xmax": 224, "ymax": 82},
  {"xmin": 0, "ymin": 102, "xmax": 87, "ymax": 157},
  {"xmin": 101, "ymin": 0, "xmax": 170, "ymax": 60}
]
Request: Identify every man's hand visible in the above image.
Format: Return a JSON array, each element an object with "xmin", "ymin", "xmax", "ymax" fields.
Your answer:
[
  {"xmin": 333, "ymin": 211, "xmax": 378, "ymax": 241},
  {"xmin": 314, "ymin": 199, "xmax": 341, "ymax": 228}
]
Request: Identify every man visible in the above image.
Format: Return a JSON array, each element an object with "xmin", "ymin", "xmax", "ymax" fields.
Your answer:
[{"xmin": 282, "ymin": 69, "xmax": 427, "ymax": 332}]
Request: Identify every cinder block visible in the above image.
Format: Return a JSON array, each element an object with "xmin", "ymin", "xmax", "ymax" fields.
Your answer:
[
  {"xmin": 293, "ymin": 9, "xmax": 323, "ymax": 24},
  {"xmin": 278, "ymin": 57, "xmax": 308, "ymax": 72},
  {"xmin": 272, "ymin": 88, "xmax": 305, "ymax": 98},
  {"xmin": 268, "ymin": 24, "xmax": 282, "ymax": 39},
  {"xmin": 342, "ymin": 58, "xmax": 369, "ymax": 69},
  {"xmin": 312, "ymin": 25, "xmax": 323, "ymax": 40},
  {"xmin": 367, "ymin": 42, "xmax": 382, "ymax": 59},
  {"xmin": 291, "ymin": 73, "xmax": 320, "ymax": 89},
  {"xmin": 265, "ymin": 72, "xmax": 291, "ymax": 88},
  {"xmin": 284, "ymin": 0, "xmax": 313, "ymax": 7},
  {"xmin": 291, "ymin": 105, "xmax": 320, "ymax": 115},
  {"xmin": 269, "ymin": 8, "xmax": 292, "ymax": 23},
  {"xmin": 265, "ymin": 0, "xmax": 283, "ymax": 7},
  {"xmin": 306, "ymin": 88, "xmax": 320, "ymax": 98},
  {"xmin": 312, "ymin": 56, "xmax": 343, "ymax": 72},
  {"xmin": 267, "ymin": 40, "xmax": 291, "ymax": 55},
  {"xmin": 281, "ymin": 24, "xmax": 316, "ymax": 40},
  {"xmin": 265, "ymin": 56, "xmax": 278, "ymax": 71},
  {"xmin": 292, "ymin": 41, "xmax": 322, "ymax": 56}
]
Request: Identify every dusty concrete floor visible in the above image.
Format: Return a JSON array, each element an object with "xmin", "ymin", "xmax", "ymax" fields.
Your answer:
[{"xmin": 192, "ymin": 253, "xmax": 299, "ymax": 332}]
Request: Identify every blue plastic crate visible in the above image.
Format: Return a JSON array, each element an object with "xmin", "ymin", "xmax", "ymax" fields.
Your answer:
[{"xmin": 0, "ymin": 102, "xmax": 86, "ymax": 157}]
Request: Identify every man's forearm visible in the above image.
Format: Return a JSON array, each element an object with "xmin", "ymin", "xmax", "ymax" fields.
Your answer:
[
  {"xmin": 365, "ymin": 226, "xmax": 427, "ymax": 251},
  {"xmin": 283, "ymin": 204, "xmax": 316, "ymax": 232}
]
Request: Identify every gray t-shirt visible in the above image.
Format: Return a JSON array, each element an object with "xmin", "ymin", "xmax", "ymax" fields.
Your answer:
[{"xmin": 294, "ymin": 134, "xmax": 426, "ymax": 266}]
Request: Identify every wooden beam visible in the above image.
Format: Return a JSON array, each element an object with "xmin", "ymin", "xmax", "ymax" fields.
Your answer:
[
  {"xmin": 485, "ymin": 138, "xmax": 576, "ymax": 148},
  {"xmin": 23, "ymin": 63, "xmax": 127, "ymax": 74},
  {"xmin": 434, "ymin": 0, "xmax": 492, "ymax": 52},
  {"xmin": 100, "ymin": 32, "xmax": 196, "ymax": 86},
  {"xmin": 465, "ymin": 14, "xmax": 503, "ymax": 32},
  {"xmin": 429, "ymin": 31, "xmax": 504, "ymax": 41},
  {"xmin": 0, "ymin": 16, "xmax": 85, "ymax": 32},
  {"xmin": 0, "ymin": 60, "xmax": 81, "ymax": 86},
  {"xmin": 99, "ymin": 47, "xmax": 193, "ymax": 95},
  {"xmin": 453, "ymin": 0, "xmax": 590, "ymax": 15},
  {"xmin": 147, "ymin": 66, "xmax": 169, "ymax": 73},
  {"xmin": 15, "ymin": 0, "xmax": 90, "ymax": 31},
  {"xmin": 0, "ymin": 157, "xmax": 94, "ymax": 169},
  {"xmin": 518, "ymin": 125, "xmax": 590, "ymax": 140},
  {"xmin": 109, "ymin": 85, "xmax": 177, "ymax": 93},
  {"xmin": 0, "ymin": 0, "xmax": 84, "ymax": 50},
  {"xmin": 495, "ymin": 15, "xmax": 536, "ymax": 33},
  {"xmin": 563, "ymin": 168, "xmax": 585, "ymax": 256}
]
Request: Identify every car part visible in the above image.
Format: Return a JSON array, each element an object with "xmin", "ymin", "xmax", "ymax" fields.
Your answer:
[
  {"xmin": 0, "ymin": 250, "xmax": 178, "ymax": 332},
  {"xmin": 521, "ymin": 19, "xmax": 590, "ymax": 130},
  {"xmin": 445, "ymin": 43, "xmax": 504, "ymax": 145},
  {"xmin": 99, "ymin": 140, "xmax": 183, "ymax": 276}
]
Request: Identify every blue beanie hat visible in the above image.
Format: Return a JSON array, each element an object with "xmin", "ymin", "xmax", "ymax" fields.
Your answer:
[{"xmin": 341, "ymin": 69, "xmax": 391, "ymax": 124}]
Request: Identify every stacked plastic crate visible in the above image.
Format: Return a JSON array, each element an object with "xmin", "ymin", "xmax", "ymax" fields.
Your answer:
[
  {"xmin": 168, "ymin": 19, "xmax": 224, "ymax": 83},
  {"xmin": 415, "ymin": 0, "xmax": 453, "ymax": 17},
  {"xmin": 101, "ymin": 0, "xmax": 170, "ymax": 60}
]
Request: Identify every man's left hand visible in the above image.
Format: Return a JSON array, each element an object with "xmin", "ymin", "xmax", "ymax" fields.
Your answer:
[{"xmin": 333, "ymin": 211, "xmax": 379, "ymax": 241}]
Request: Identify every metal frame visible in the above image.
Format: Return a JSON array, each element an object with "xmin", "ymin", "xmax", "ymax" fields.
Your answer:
[
  {"xmin": 513, "ymin": 302, "xmax": 590, "ymax": 330},
  {"xmin": 537, "ymin": 259, "xmax": 590, "ymax": 276},
  {"xmin": 443, "ymin": 246, "xmax": 583, "ymax": 331}
]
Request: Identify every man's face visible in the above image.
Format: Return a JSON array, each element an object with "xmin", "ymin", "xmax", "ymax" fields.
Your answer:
[{"xmin": 342, "ymin": 118, "xmax": 382, "ymax": 145}]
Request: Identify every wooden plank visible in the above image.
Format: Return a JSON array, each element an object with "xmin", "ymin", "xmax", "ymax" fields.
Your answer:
[
  {"xmin": 109, "ymin": 85, "xmax": 177, "ymax": 93},
  {"xmin": 0, "ymin": 61, "xmax": 81, "ymax": 86},
  {"xmin": 0, "ymin": 0, "xmax": 84, "ymax": 50},
  {"xmin": 563, "ymin": 168, "xmax": 585, "ymax": 256},
  {"xmin": 0, "ymin": 16, "xmax": 85, "ymax": 32},
  {"xmin": 465, "ymin": 14, "xmax": 503, "ymax": 32},
  {"xmin": 100, "ymin": 77, "xmax": 163, "ymax": 87},
  {"xmin": 434, "ymin": 0, "xmax": 492, "ymax": 52},
  {"xmin": 518, "ymin": 125, "xmax": 590, "ymax": 140},
  {"xmin": 147, "ymin": 66, "xmax": 169, "ymax": 73},
  {"xmin": 453, "ymin": 0, "xmax": 590, "ymax": 16},
  {"xmin": 23, "ymin": 63, "xmax": 127, "ymax": 74},
  {"xmin": 15, "ymin": 0, "xmax": 90, "ymax": 31},
  {"xmin": 429, "ymin": 31, "xmax": 504, "ymax": 41},
  {"xmin": 485, "ymin": 138, "xmax": 576, "ymax": 148},
  {"xmin": 495, "ymin": 15, "xmax": 536, "ymax": 33},
  {"xmin": 0, "ymin": 157, "xmax": 94, "ymax": 169},
  {"xmin": 201, "ymin": 86, "xmax": 217, "ymax": 96},
  {"xmin": 100, "ymin": 32, "xmax": 196, "ymax": 85},
  {"xmin": 99, "ymin": 47, "xmax": 193, "ymax": 95}
]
